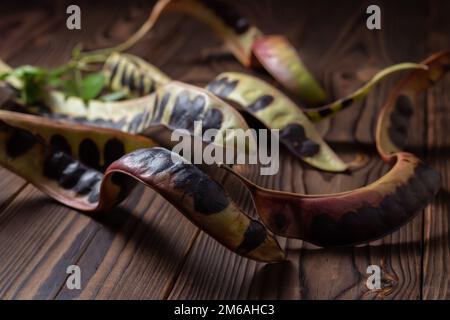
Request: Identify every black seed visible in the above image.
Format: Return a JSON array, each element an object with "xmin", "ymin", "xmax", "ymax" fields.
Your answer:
[
  {"xmin": 79, "ymin": 139, "xmax": 100, "ymax": 169},
  {"xmin": 72, "ymin": 170, "xmax": 103, "ymax": 195},
  {"xmin": 58, "ymin": 162, "xmax": 86, "ymax": 189},
  {"xmin": 236, "ymin": 220, "xmax": 267, "ymax": 253},
  {"xmin": 50, "ymin": 134, "xmax": 72, "ymax": 155},
  {"xmin": 87, "ymin": 181, "xmax": 101, "ymax": 203},
  {"xmin": 104, "ymin": 138, "xmax": 125, "ymax": 169},
  {"xmin": 247, "ymin": 95, "xmax": 274, "ymax": 113},
  {"xmin": 43, "ymin": 151, "xmax": 74, "ymax": 180},
  {"xmin": 6, "ymin": 128, "xmax": 36, "ymax": 157}
]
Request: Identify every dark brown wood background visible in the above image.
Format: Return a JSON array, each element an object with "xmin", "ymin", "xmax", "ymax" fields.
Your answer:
[{"xmin": 0, "ymin": 0, "xmax": 449, "ymax": 300}]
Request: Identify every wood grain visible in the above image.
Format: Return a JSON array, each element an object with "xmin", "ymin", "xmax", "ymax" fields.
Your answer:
[{"xmin": 0, "ymin": 0, "xmax": 448, "ymax": 300}]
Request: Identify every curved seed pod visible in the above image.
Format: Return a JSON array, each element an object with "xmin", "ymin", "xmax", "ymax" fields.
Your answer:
[
  {"xmin": 4, "ymin": 80, "xmax": 254, "ymax": 155},
  {"xmin": 0, "ymin": 110, "xmax": 157, "ymax": 170},
  {"xmin": 251, "ymin": 35, "xmax": 327, "ymax": 104},
  {"xmin": 0, "ymin": 112, "xmax": 284, "ymax": 262},
  {"xmin": 155, "ymin": 0, "xmax": 262, "ymax": 66},
  {"xmin": 376, "ymin": 51, "xmax": 450, "ymax": 160},
  {"xmin": 220, "ymin": 152, "xmax": 440, "ymax": 246},
  {"xmin": 217, "ymin": 51, "xmax": 448, "ymax": 247},
  {"xmin": 103, "ymin": 53, "xmax": 170, "ymax": 97},
  {"xmin": 145, "ymin": 0, "xmax": 325, "ymax": 103},
  {"xmin": 304, "ymin": 63, "xmax": 427, "ymax": 122},
  {"xmin": 206, "ymin": 72, "xmax": 347, "ymax": 172},
  {"xmin": 206, "ymin": 64, "xmax": 423, "ymax": 171}
]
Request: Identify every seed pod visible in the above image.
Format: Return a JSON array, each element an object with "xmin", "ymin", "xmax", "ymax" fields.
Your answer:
[
  {"xmin": 5, "ymin": 79, "xmax": 254, "ymax": 156},
  {"xmin": 206, "ymin": 72, "xmax": 347, "ymax": 172},
  {"xmin": 376, "ymin": 51, "xmax": 450, "ymax": 159},
  {"xmin": 0, "ymin": 110, "xmax": 284, "ymax": 262},
  {"xmin": 103, "ymin": 53, "xmax": 170, "ymax": 97},
  {"xmin": 206, "ymin": 64, "xmax": 423, "ymax": 171},
  {"xmin": 148, "ymin": 0, "xmax": 326, "ymax": 103},
  {"xmin": 217, "ymin": 51, "xmax": 449, "ymax": 246}
]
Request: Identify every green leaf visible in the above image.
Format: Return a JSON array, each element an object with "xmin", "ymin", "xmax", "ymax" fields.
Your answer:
[{"xmin": 79, "ymin": 72, "xmax": 105, "ymax": 101}]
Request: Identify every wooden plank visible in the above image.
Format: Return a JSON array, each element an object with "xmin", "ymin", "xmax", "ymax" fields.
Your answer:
[{"xmin": 422, "ymin": 0, "xmax": 450, "ymax": 300}]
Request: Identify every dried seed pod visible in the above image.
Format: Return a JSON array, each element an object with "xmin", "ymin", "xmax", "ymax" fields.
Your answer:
[
  {"xmin": 0, "ymin": 110, "xmax": 284, "ymax": 262},
  {"xmin": 218, "ymin": 51, "xmax": 449, "ymax": 246},
  {"xmin": 206, "ymin": 64, "xmax": 423, "ymax": 171},
  {"xmin": 146, "ymin": 0, "xmax": 326, "ymax": 103},
  {"xmin": 376, "ymin": 51, "xmax": 450, "ymax": 159},
  {"xmin": 103, "ymin": 53, "xmax": 170, "ymax": 97},
  {"xmin": 206, "ymin": 72, "xmax": 346, "ymax": 172},
  {"xmin": 4, "ymin": 77, "xmax": 254, "ymax": 156}
]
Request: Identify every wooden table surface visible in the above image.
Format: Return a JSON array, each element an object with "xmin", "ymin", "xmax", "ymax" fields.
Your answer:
[{"xmin": 0, "ymin": 0, "xmax": 449, "ymax": 300}]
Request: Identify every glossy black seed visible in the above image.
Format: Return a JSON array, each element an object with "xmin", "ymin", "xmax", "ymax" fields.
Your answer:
[
  {"xmin": 87, "ymin": 181, "xmax": 101, "ymax": 203},
  {"xmin": 103, "ymin": 138, "xmax": 125, "ymax": 169},
  {"xmin": 6, "ymin": 128, "xmax": 36, "ymax": 157},
  {"xmin": 43, "ymin": 151, "xmax": 74, "ymax": 180},
  {"xmin": 50, "ymin": 134, "xmax": 72, "ymax": 155},
  {"xmin": 247, "ymin": 95, "xmax": 274, "ymax": 113},
  {"xmin": 58, "ymin": 162, "xmax": 86, "ymax": 189},
  {"xmin": 236, "ymin": 220, "xmax": 267, "ymax": 253},
  {"xmin": 79, "ymin": 139, "xmax": 100, "ymax": 169},
  {"xmin": 72, "ymin": 170, "xmax": 103, "ymax": 195}
]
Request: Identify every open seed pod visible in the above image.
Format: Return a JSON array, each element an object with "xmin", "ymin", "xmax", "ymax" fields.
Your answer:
[{"xmin": 0, "ymin": 110, "xmax": 284, "ymax": 262}]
